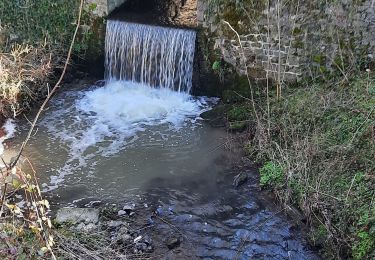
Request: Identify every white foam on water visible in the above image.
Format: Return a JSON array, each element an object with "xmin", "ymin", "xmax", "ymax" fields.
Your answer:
[
  {"xmin": 78, "ymin": 80, "xmax": 206, "ymax": 128},
  {"xmin": 41, "ymin": 81, "xmax": 217, "ymax": 191},
  {"xmin": 0, "ymin": 119, "xmax": 16, "ymax": 156}
]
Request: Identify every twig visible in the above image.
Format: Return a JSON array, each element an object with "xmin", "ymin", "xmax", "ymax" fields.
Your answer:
[
  {"xmin": 1, "ymin": 1, "xmax": 85, "ymax": 259},
  {"xmin": 10, "ymin": 0, "xmax": 84, "ymax": 170},
  {"xmin": 345, "ymin": 172, "xmax": 358, "ymax": 205},
  {"xmin": 222, "ymin": 21, "xmax": 260, "ymax": 125},
  {"xmin": 154, "ymin": 215, "xmax": 191, "ymax": 243}
]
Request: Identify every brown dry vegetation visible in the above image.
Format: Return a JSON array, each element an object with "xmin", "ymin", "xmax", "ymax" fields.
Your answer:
[{"xmin": 0, "ymin": 44, "xmax": 63, "ymax": 119}]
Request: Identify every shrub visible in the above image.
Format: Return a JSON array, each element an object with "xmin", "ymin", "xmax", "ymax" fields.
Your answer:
[{"xmin": 259, "ymin": 161, "xmax": 284, "ymax": 187}]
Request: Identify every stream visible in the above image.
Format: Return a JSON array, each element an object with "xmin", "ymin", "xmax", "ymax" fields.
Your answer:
[{"xmin": 5, "ymin": 78, "xmax": 320, "ymax": 259}]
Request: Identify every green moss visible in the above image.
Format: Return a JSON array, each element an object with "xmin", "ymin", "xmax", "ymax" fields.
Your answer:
[
  {"xmin": 227, "ymin": 104, "xmax": 251, "ymax": 121},
  {"xmin": 228, "ymin": 121, "xmax": 247, "ymax": 131},
  {"xmin": 292, "ymin": 27, "xmax": 303, "ymax": 36},
  {"xmin": 206, "ymin": 0, "xmax": 266, "ymax": 36},
  {"xmin": 292, "ymin": 40, "xmax": 304, "ymax": 49},
  {"xmin": 309, "ymin": 224, "xmax": 328, "ymax": 247},
  {"xmin": 212, "ymin": 60, "xmax": 221, "ymax": 71},
  {"xmin": 312, "ymin": 54, "xmax": 327, "ymax": 65}
]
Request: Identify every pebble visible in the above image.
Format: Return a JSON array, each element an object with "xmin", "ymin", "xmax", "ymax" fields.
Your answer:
[
  {"xmin": 118, "ymin": 210, "xmax": 126, "ymax": 216},
  {"xmin": 134, "ymin": 236, "xmax": 142, "ymax": 243},
  {"xmin": 76, "ymin": 223, "xmax": 97, "ymax": 232},
  {"xmin": 123, "ymin": 203, "xmax": 135, "ymax": 211},
  {"xmin": 108, "ymin": 220, "xmax": 123, "ymax": 228},
  {"xmin": 166, "ymin": 236, "xmax": 181, "ymax": 249}
]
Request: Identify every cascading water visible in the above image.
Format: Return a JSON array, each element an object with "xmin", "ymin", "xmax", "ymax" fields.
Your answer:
[
  {"xmin": 105, "ymin": 20, "xmax": 196, "ymax": 93},
  {"xmin": 30, "ymin": 19, "xmax": 215, "ymax": 191}
]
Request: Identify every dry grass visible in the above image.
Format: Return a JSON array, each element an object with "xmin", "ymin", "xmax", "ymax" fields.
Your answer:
[
  {"xmin": 247, "ymin": 76, "xmax": 375, "ymax": 259},
  {"xmin": 0, "ymin": 43, "xmax": 64, "ymax": 118}
]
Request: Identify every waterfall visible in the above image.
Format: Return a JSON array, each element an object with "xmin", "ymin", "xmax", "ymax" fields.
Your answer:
[{"xmin": 105, "ymin": 20, "xmax": 196, "ymax": 93}]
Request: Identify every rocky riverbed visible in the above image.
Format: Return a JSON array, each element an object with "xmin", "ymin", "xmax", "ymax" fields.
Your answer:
[{"xmin": 53, "ymin": 159, "xmax": 320, "ymax": 259}]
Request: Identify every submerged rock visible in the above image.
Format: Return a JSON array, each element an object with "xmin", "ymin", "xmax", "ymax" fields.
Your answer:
[
  {"xmin": 123, "ymin": 203, "xmax": 136, "ymax": 212},
  {"xmin": 55, "ymin": 207, "xmax": 99, "ymax": 224},
  {"xmin": 76, "ymin": 223, "xmax": 97, "ymax": 232},
  {"xmin": 118, "ymin": 210, "xmax": 127, "ymax": 216},
  {"xmin": 200, "ymin": 105, "xmax": 228, "ymax": 127},
  {"xmin": 166, "ymin": 235, "xmax": 181, "ymax": 249},
  {"xmin": 107, "ymin": 220, "xmax": 123, "ymax": 229},
  {"xmin": 233, "ymin": 172, "xmax": 248, "ymax": 187}
]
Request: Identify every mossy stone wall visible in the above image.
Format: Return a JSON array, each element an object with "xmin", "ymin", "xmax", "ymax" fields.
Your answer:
[{"xmin": 198, "ymin": 0, "xmax": 375, "ymax": 82}]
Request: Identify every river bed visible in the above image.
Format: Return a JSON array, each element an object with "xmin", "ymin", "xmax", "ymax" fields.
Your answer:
[{"xmin": 7, "ymin": 79, "xmax": 319, "ymax": 259}]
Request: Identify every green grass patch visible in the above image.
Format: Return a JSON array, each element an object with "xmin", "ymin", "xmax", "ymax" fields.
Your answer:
[{"xmin": 259, "ymin": 161, "xmax": 284, "ymax": 187}]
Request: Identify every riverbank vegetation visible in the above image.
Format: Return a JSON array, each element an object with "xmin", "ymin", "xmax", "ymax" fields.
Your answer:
[
  {"xmin": 0, "ymin": 1, "xmax": 80, "ymax": 120},
  {"xmin": 251, "ymin": 74, "xmax": 374, "ymax": 259},
  {"xmin": 201, "ymin": 0, "xmax": 375, "ymax": 258},
  {"xmin": 206, "ymin": 69, "xmax": 374, "ymax": 259},
  {"xmin": 0, "ymin": 1, "xmax": 84, "ymax": 258}
]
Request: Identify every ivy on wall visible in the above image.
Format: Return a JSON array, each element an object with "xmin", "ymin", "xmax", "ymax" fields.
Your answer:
[
  {"xmin": 0, "ymin": 0, "xmax": 80, "ymax": 48},
  {"xmin": 0, "ymin": 0, "xmax": 107, "ymax": 65}
]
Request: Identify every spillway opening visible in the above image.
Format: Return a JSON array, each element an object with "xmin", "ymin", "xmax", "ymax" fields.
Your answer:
[{"xmin": 109, "ymin": 0, "xmax": 198, "ymax": 28}]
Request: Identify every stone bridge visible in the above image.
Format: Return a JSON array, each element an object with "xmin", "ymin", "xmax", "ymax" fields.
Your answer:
[{"xmin": 86, "ymin": 0, "xmax": 128, "ymax": 17}]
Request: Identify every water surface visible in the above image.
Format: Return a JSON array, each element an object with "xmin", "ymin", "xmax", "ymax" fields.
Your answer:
[{"xmin": 10, "ymin": 80, "xmax": 319, "ymax": 259}]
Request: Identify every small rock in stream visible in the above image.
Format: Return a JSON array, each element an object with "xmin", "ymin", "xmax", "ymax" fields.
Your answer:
[
  {"xmin": 75, "ymin": 223, "xmax": 97, "ymax": 232},
  {"xmin": 143, "ymin": 235, "xmax": 152, "ymax": 245},
  {"xmin": 107, "ymin": 220, "xmax": 123, "ymax": 229},
  {"xmin": 134, "ymin": 235, "xmax": 142, "ymax": 243},
  {"xmin": 118, "ymin": 210, "xmax": 127, "ymax": 216},
  {"xmin": 166, "ymin": 236, "xmax": 181, "ymax": 249},
  {"xmin": 233, "ymin": 172, "xmax": 248, "ymax": 187},
  {"xmin": 135, "ymin": 242, "xmax": 148, "ymax": 252},
  {"xmin": 55, "ymin": 208, "xmax": 99, "ymax": 224},
  {"xmin": 123, "ymin": 203, "xmax": 135, "ymax": 212}
]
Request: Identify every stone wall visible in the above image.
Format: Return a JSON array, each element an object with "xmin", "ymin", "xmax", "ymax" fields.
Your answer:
[
  {"xmin": 198, "ymin": 0, "xmax": 375, "ymax": 82},
  {"xmin": 86, "ymin": 0, "xmax": 128, "ymax": 17}
]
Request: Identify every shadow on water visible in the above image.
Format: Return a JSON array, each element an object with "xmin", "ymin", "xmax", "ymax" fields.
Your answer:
[{"xmin": 118, "ymin": 152, "xmax": 320, "ymax": 259}]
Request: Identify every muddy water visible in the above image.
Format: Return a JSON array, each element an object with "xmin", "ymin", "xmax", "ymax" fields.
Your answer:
[{"xmin": 11, "ymin": 80, "xmax": 319, "ymax": 259}]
